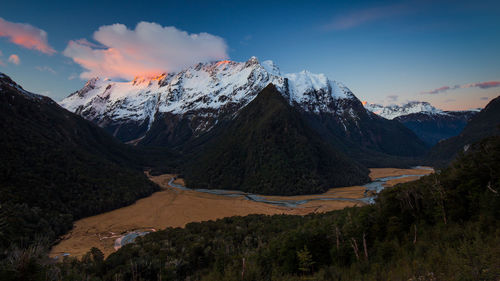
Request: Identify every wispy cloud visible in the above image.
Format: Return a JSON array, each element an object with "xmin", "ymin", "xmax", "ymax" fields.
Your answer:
[
  {"xmin": 8, "ymin": 54, "xmax": 20, "ymax": 65},
  {"xmin": 462, "ymin": 81, "xmax": 500, "ymax": 89},
  {"xmin": 35, "ymin": 65, "xmax": 56, "ymax": 74},
  {"xmin": 0, "ymin": 17, "xmax": 56, "ymax": 54},
  {"xmin": 323, "ymin": 3, "xmax": 412, "ymax": 30},
  {"xmin": 240, "ymin": 34, "xmax": 252, "ymax": 45},
  {"xmin": 387, "ymin": 94, "xmax": 399, "ymax": 102},
  {"xmin": 68, "ymin": 73, "xmax": 78, "ymax": 80},
  {"xmin": 64, "ymin": 21, "xmax": 228, "ymax": 80},
  {"xmin": 423, "ymin": 86, "xmax": 451, "ymax": 95},
  {"xmin": 480, "ymin": 97, "xmax": 490, "ymax": 101},
  {"xmin": 422, "ymin": 81, "xmax": 500, "ymax": 94}
]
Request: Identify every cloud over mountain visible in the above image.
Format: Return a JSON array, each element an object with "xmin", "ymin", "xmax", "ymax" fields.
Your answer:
[
  {"xmin": 63, "ymin": 21, "xmax": 228, "ymax": 80},
  {"xmin": 0, "ymin": 17, "xmax": 56, "ymax": 54}
]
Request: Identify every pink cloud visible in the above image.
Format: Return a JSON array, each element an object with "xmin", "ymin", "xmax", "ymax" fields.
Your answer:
[
  {"xmin": 422, "ymin": 81, "xmax": 500, "ymax": 94},
  {"xmin": 8, "ymin": 54, "xmax": 20, "ymax": 65},
  {"xmin": 422, "ymin": 86, "xmax": 451, "ymax": 95},
  {"xmin": 461, "ymin": 81, "xmax": 500, "ymax": 89},
  {"xmin": 0, "ymin": 18, "xmax": 56, "ymax": 54},
  {"xmin": 323, "ymin": 3, "xmax": 412, "ymax": 30},
  {"xmin": 63, "ymin": 21, "xmax": 228, "ymax": 80}
]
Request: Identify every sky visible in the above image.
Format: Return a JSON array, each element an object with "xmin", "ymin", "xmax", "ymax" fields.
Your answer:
[{"xmin": 0, "ymin": 0, "xmax": 499, "ymax": 110}]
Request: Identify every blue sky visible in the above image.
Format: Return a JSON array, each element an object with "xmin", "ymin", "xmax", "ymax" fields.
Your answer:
[{"xmin": 0, "ymin": 0, "xmax": 499, "ymax": 110}]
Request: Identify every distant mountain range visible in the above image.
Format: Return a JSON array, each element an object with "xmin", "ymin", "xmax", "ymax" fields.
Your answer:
[
  {"xmin": 364, "ymin": 101, "xmax": 479, "ymax": 145},
  {"xmin": 61, "ymin": 57, "xmax": 428, "ymax": 169},
  {"xmin": 60, "ymin": 57, "xmax": 359, "ymax": 144},
  {"xmin": 364, "ymin": 101, "xmax": 445, "ymax": 120}
]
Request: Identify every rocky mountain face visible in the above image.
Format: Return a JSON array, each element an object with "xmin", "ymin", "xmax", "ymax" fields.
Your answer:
[
  {"xmin": 61, "ymin": 57, "xmax": 428, "ymax": 166},
  {"xmin": 364, "ymin": 101, "xmax": 478, "ymax": 146}
]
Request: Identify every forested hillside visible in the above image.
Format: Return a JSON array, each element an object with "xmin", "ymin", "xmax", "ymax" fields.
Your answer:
[
  {"xmin": 0, "ymin": 74, "xmax": 176, "ymax": 261},
  {"xmin": 182, "ymin": 84, "xmax": 370, "ymax": 195},
  {"xmin": 6, "ymin": 136, "xmax": 496, "ymax": 280},
  {"xmin": 427, "ymin": 96, "xmax": 500, "ymax": 167}
]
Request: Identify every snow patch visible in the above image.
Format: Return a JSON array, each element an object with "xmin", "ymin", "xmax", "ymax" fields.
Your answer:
[{"xmin": 364, "ymin": 101, "xmax": 444, "ymax": 119}]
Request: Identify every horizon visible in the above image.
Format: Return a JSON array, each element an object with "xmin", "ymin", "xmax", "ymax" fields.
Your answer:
[
  {"xmin": 0, "ymin": 61, "xmax": 493, "ymax": 113},
  {"xmin": 0, "ymin": 0, "xmax": 499, "ymax": 110}
]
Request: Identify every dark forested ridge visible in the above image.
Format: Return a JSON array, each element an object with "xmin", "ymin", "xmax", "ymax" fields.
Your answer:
[
  {"xmin": 0, "ymin": 74, "xmax": 177, "ymax": 258},
  {"xmin": 178, "ymin": 83, "xmax": 430, "ymax": 194},
  {"xmin": 426, "ymin": 96, "xmax": 500, "ymax": 167},
  {"xmin": 395, "ymin": 110, "xmax": 476, "ymax": 146},
  {"xmin": 301, "ymin": 104, "xmax": 429, "ymax": 168},
  {"xmin": 146, "ymin": 87, "xmax": 429, "ymax": 169},
  {"xmin": 182, "ymin": 84, "xmax": 370, "ymax": 195},
  {"xmin": 15, "ymin": 136, "xmax": 497, "ymax": 280}
]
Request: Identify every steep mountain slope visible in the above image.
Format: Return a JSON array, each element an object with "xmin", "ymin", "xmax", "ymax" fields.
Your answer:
[
  {"xmin": 394, "ymin": 111, "xmax": 476, "ymax": 145},
  {"xmin": 426, "ymin": 96, "xmax": 500, "ymax": 167},
  {"xmin": 61, "ymin": 57, "xmax": 428, "ymax": 166},
  {"xmin": 182, "ymin": 84, "xmax": 370, "ymax": 195},
  {"xmin": 0, "ymin": 73, "xmax": 167, "ymax": 252},
  {"xmin": 302, "ymin": 102, "xmax": 428, "ymax": 167},
  {"xmin": 365, "ymin": 101, "xmax": 478, "ymax": 146}
]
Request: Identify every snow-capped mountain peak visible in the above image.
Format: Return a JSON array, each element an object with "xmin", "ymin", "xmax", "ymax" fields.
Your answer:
[
  {"xmin": 60, "ymin": 57, "xmax": 360, "ymax": 139},
  {"xmin": 261, "ymin": 60, "xmax": 281, "ymax": 76},
  {"xmin": 364, "ymin": 101, "xmax": 444, "ymax": 119}
]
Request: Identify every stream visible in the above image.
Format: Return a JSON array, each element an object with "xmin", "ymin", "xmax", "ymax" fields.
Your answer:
[
  {"xmin": 167, "ymin": 167, "xmax": 431, "ymax": 206},
  {"xmin": 114, "ymin": 167, "xmax": 431, "ymax": 249}
]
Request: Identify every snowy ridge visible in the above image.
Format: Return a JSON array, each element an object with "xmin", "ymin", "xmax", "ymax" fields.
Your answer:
[
  {"xmin": 60, "ymin": 57, "xmax": 357, "ymax": 133},
  {"xmin": 364, "ymin": 101, "xmax": 444, "ymax": 119}
]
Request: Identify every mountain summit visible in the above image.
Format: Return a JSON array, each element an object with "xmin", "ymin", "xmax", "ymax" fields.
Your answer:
[
  {"xmin": 364, "ymin": 101, "xmax": 444, "ymax": 120},
  {"xmin": 60, "ymin": 57, "xmax": 358, "ymax": 143},
  {"xmin": 61, "ymin": 57, "xmax": 428, "ymax": 167},
  {"xmin": 364, "ymin": 101, "xmax": 479, "ymax": 145}
]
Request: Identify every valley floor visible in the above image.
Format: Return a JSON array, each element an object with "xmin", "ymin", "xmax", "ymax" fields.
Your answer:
[{"xmin": 49, "ymin": 167, "xmax": 432, "ymax": 259}]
